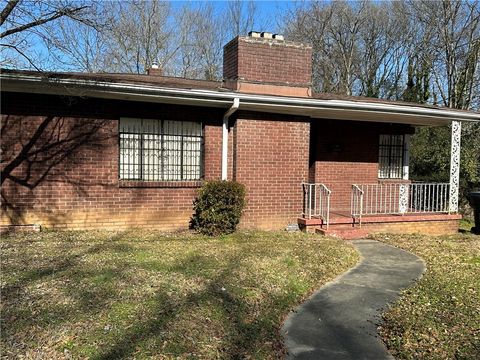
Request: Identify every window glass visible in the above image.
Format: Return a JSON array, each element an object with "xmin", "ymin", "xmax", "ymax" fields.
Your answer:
[
  {"xmin": 378, "ymin": 134, "xmax": 405, "ymax": 179},
  {"xmin": 119, "ymin": 118, "xmax": 203, "ymax": 181}
]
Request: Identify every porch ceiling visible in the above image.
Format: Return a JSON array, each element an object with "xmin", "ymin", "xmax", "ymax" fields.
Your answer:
[{"xmin": 2, "ymin": 72, "xmax": 479, "ymax": 126}]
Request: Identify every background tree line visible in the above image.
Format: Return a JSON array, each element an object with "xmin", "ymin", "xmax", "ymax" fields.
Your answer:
[
  {"xmin": 1, "ymin": 0, "xmax": 264, "ymax": 78},
  {"xmin": 1, "ymin": 0, "xmax": 479, "ymax": 213}
]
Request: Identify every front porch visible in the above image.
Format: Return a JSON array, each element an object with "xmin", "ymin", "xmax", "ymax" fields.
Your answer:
[
  {"xmin": 299, "ymin": 115, "xmax": 463, "ymax": 239},
  {"xmin": 299, "ymin": 179, "xmax": 462, "ymax": 238}
]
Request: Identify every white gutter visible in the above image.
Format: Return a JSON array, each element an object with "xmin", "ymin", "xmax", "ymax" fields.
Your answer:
[
  {"xmin": 1, "ymin": 73, "xmax": 479, "ymax": 124},
  {"xmin": 222, "ymin": 98, "xmax": 240, "ymax": 180}
]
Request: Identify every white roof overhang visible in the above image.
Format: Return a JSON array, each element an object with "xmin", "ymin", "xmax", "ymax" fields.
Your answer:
[{"xmin": 2, "ymin": 73, "xmax": 479, "ymax": 126}]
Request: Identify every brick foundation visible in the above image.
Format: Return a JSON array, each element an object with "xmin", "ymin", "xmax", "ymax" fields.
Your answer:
[
  {"xmin": 362, "ymin": 216, "xmax": 461, "ymax": 236},
  {"xmin": 299, "ymin": 214, "xmax": 461, "ymax": 238}
]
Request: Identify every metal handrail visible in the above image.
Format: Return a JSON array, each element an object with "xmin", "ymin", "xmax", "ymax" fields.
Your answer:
[
  {"xmin": 302, "ymin": 183, "xmax": 332, "ymax": 229},
  {"xmin": 351, "ymin": 184, "xmax": 364, "ymax": 226}
]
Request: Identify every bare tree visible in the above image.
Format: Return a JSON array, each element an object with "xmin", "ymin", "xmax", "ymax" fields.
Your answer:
[
  {"xmin": 284, "ymin": 0, "xmax": 479, "ymax": 108},
  {"xmin": 184, "ymin": 3, "xmax": 225, "ymax": 80},
  {"xmin": 430, "ymin": 0, "xmax": 480, "ymax": 109},
  {"xmin": 284, "ymin": 2, "xmax": 337, "ymax": 93},
  {"xmin": 1, "ymin": 0, "xmax": 268, "ymax": 79},
  {"xmin": 172, "ymin": 1, "xmax": 263, "ymax": 80},
  {"xmin": 44, "ymin": 5, "xmax": 111, "ymax": 73},
  {"xmin": 196, "ymin": 18, "xmax": 224, "ymax": 79},
  {"xmin": 284, "ymin": 1, "xmax": 367, "ymax": 95},
  {"xmin": 356, "ymin": 1, "xmax": 412, "ymax": 99},
  {"xmin": 396, "ymin": 0, "xmax": 480, "ymax": 109},
  {"xmin": 225, "ymin": 0, "xmax": 257, "ymax": 39},
  {"xmin": 174, "ymin": 4, "xmax": 205, "ymax": 79},
  {"xmin": 101, "ymin": 0, "xmax": 176, "ymax": 75},
  {"xmin": 0, "ymin": 0, "xmax": 99, "ymax": 70}
]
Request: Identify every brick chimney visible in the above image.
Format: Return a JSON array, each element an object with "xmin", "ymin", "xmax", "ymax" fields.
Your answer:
[{"xmin": 223, "ymin": 32, "xmax": 312, "ymax": 97}]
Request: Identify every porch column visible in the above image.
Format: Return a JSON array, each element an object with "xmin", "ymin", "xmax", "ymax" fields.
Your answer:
[
  {"xmin": 399, "ymin": 134, "xmax": 411, "ymax": 214},
  {"xmin": 449, "ymin": 120, "xmax": 462, "ymax": 213}
]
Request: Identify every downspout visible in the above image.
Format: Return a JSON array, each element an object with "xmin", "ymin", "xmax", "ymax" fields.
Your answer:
[{"xmin": 222, "ymin": 98, "xmax": 240, "ymax": 180}]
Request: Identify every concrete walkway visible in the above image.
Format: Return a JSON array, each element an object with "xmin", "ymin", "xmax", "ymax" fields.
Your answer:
[{"xmin": 282, "ymin": 239, "xmax": 425, "ymax": 360}]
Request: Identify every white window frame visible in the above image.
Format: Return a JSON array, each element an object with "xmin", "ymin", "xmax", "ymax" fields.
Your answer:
[{"xmin": 119, "ymin": 118, "xmax": 204, "ymax": 181}]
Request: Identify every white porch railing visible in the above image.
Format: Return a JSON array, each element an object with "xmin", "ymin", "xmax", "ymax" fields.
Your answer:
[
  {"xmin": 351, "ymin": 182, "xmax": 450, "ymax": 219},
  {"xmin": 351, "ymin": 184, "xmax": 364, "ymax": 221},
  {"xmin": 302, "ymin": 183, "xmax": 332, "ymax": 229}
]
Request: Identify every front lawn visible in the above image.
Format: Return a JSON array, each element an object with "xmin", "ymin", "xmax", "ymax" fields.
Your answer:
[
  {"xmin": 1, "ymin": 230, "xmax": 358, "ymax": 359},
  {"xmin": 374, "ymin": 232, "xmax": 480, "ymax": 359}
]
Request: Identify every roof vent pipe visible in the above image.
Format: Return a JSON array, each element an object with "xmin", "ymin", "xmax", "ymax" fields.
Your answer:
[{"xmin": 147, "ymin": 62, "xmax": 163, "ymax": 76}]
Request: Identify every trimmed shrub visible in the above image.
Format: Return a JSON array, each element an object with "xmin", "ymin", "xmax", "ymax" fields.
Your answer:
[{"xmin": 191, "ymin": 181, "xmax": 246, "ymax": 236}]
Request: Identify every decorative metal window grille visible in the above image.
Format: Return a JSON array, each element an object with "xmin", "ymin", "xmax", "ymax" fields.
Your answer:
[
  {"xmin": 378, "ymin": 134, "xmax": 405, "ymax": 179},
  {"xmin": 119, "ymin": 118, "xmax": 203, "ymax": 181}
]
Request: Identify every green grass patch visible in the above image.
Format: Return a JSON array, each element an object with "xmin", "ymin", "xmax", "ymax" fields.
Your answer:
[
  {"xmin": 373, "ymin": 232, "xmax": 480, "ymax": 359},
  {"xmin": 1, "ymin": 230, "xmax": 358, "ymax": 359},
  {"xmin": 459, "ymin": 218, "xmax": 474, "ymax": 232}
]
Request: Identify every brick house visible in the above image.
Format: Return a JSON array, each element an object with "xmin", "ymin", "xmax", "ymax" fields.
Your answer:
[{"xmin": 1, "ymin": 33, "xmax": 479, "ymax": 237}]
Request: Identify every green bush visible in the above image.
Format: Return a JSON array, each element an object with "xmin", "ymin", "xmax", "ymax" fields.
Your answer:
[{"xmin": 191, "ymin": 181, "xmax": 246, "ymax": 236}]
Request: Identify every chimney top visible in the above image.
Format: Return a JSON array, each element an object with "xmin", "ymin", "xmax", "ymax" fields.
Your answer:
[
  {"xmin": 260, "ymin": 31, "xmax": 273, "ymax": 39},
  {"xmin": 247, "ymin": 31, "xmax": 285, "ymax": 41}
]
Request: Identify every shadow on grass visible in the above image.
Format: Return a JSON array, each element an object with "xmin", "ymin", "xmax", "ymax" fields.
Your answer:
[
  {"xmin": 1, "ymin": 232, "xmax": 134, "ymax": 301},
  {"xmin": 1, "ymin": 231, "xmax": 138, "ymax": 337},
  {"xmin": 2, "ymin": 234, "xmax": 302, "ymax": 358},
  {"xmin": 95, "ymin": 246, "xmax": 295, "ymax": 359}
]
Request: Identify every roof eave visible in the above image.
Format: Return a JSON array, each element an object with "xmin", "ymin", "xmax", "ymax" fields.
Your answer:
[{"xmin": 1, "ymin": 73, "xmax": 478, "ymax": 126}]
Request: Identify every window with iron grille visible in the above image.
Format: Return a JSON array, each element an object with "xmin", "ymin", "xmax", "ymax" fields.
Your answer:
[
  {"xmin": 119, "ymin": 118, "xmax": 203, "ymax": 181},
  {"xmin": 378, "ymin": 134, "xmax": 405, "ymax": 179}
]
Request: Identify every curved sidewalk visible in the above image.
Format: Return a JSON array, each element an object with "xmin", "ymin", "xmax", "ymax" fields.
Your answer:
[{"xmin": 282, "ymin": 239, "xmax": 425, "ymax": 360}]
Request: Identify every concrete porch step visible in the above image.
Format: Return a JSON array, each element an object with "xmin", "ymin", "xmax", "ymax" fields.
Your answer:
[{"xmin": 315, "ymin": 227, "xmax": 369, "ymax": 240}]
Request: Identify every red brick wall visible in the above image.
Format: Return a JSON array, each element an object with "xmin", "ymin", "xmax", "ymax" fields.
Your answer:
[
  {"xmin": 223, "ymin": 36, "xmax": 312, "ymax": 86},
  {"xmin": 310, "ymin": 120, "xmax": 413, "ymax": 214},
  {"xmin": 1, "ymin": 91, "xmax": 419, "ymax": 232},
  {"xmin": 231, "ymin": 112, "xmax": 310, "ymax": 229},
  {"xmin": 1, "ymin": 92, "xmax": 224, "ymax": 230},
  {"xmin": 1, "ymin": 93, "xmax": 310, "ymax": 231}
]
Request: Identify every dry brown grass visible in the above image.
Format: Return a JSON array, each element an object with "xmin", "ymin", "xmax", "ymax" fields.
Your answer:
[
  {"xmin": 1, "ymin": 230, "xmax": 358, "ymax": 359},
  {"xmin": 374, "ymin": 231, "xmax": 480, "ymax": 359}
]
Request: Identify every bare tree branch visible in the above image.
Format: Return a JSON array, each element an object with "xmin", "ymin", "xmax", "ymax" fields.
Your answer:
[
  {"xmin": 0, "ymin": 43, "xmax": 41, "ymax": 70},
  {"xmin": 0, "ymin": 0, "xmax": 19, "ymax": 26},
  {"xmin": 1, "ymin": 6, "xmax": 89, "ymax": 38}
]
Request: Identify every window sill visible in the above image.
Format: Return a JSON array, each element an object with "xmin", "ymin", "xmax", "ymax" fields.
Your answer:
[{"xmin": 119, "ymin": 180, "xmax": 203, "ymax": 188}]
